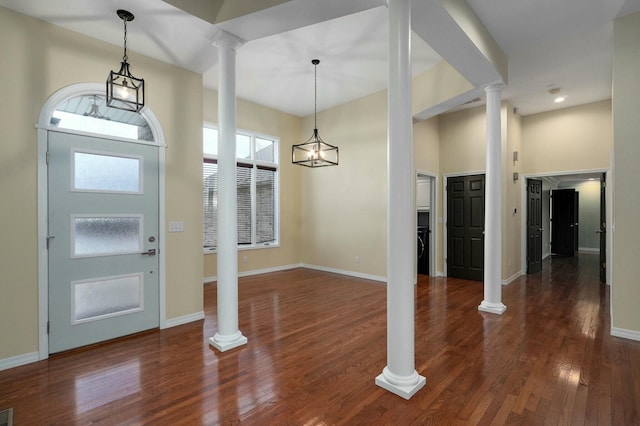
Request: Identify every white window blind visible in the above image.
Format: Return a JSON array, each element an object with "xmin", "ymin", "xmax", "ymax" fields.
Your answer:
[{"xmin": 203, "ymin": 126, "xmax": 278, "ymax": 250}]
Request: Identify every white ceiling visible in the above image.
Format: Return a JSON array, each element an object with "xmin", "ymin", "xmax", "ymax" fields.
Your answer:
[{"xmin": 1, "ymin": 0, "xmax": 640, "ymax": 117}]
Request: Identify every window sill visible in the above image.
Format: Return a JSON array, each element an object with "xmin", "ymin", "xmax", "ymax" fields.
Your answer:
[{"xmin": 203, "ymin": 242, "xmax": 280, "ymax": 255}]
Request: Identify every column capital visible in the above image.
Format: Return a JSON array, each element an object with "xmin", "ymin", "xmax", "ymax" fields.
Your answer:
[
  {"xmin": 210, "ymin": 29, "xmax": 245, "ymax": 50},
  {"xmin": 484, "ymin": 82, "xmax": 504, "ymax": 94}
]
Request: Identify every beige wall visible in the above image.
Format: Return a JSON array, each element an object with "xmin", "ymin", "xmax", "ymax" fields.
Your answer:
[
  {"xmin": 202, "ymin": 89, "xmax": 302, "ymax": 278},
  {"xmin": 438, "ymin": 103, "xmax": 522, "ymax": 281},
  {"xmin": 612, "ymin": 12, "xmax": 640, "ymax": 334},
  {"xmin": 0, "ymin": 6, "xmax": 203, "ymax": 360},
  {"xmin": 413, "ymin": 61, "xmax": 474, "ymax": 117},
  {"xmin": 300, "ymin": 90, "xmax": 388, "ymax": 278},
  {"xmin": 439, "ymin": 107, "xmax": 488, "ymax": 175},
  {"xmin": 521, "ymin": 100, "xmax": 612, "ymax": 175},
  {"xmin": 413, "ymin": 117, "xmax": 443, "ymax": 273},
  {"xmin": 504, "ymin": 104, "xmax": 522, "ymax": 280}
]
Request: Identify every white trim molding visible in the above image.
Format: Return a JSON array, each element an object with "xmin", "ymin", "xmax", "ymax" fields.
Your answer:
[
  {"xmin": 0, "ymin": 352, "xmax": 39, "ymax": 372},
  {"xmin": 502, "ymin": 271, "xmax": 521, "ymax": 286},
  {"xmin": 204, "ymin": 264, "xmax": 387, "ymax": 285},
  {"xmin": 165, "ymin": 311, "xmax": 205, "ymax": 328},
  {"xmin": 37, "ymin": 83, "xmax": 167, "ymax": 360},
  {"xmin": 301, "ymin": 264, "xmax": 387, "ymax": 283},
  {"xmin": 611, "ymin": 327, "xmax": 640, "ymax": 342}
]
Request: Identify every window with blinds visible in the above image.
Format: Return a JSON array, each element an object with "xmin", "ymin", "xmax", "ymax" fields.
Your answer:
[{"xmin": 203, "ymin": 125, "xmax": 278, "ymax": 250}]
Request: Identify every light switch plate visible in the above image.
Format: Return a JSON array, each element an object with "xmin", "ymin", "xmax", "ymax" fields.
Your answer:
[{"xmin": 168, "ymin": 221, "xmax": 184, "ymax": 232}]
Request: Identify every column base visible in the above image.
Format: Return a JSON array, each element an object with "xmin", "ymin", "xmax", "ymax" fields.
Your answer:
[
  {"xmin": 375, "ymin": 367, "xmax": 426, "ymax": 400},
  {"xmin": 478, "ymin": 300, "xmax": 507, "ymax": 315},
  {"xmin": 208, "ymin": 331, "xmax": 247, "ymax": 352}
]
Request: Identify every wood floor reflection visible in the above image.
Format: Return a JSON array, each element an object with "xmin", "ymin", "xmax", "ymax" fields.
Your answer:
[{"xmin": 1, "ymin": 253, "xmax": 639, "ymax": 424}]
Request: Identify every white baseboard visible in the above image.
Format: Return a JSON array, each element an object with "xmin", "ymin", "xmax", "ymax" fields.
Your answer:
[
  {"xmin": 0, "ymin": 351, "xmax": 39, "ymax": 372},
  {"xmin": 502, "ymin": 271, "xmax": 521, "ymax": 286},
  {"xmin": 578, "ymin": 247, "xmax": 599, "ymax": 253},
  {"xmin": 164, "ymin": 311, "xmax": 205, "ymax": 329},
  {"xmin": 204, "ymin": 263, "xmax": 303, "ymax": 284},
  {"xmin": 611, "ymin": 327, "xmax": 640, "ymax": 342},
  {"xmin": 205, "ymin": 263, "xmax": 387, "ymax": 284},
  {"xmin": 301, "ymin": 263, "xmax": 387, "ymax": 283}
]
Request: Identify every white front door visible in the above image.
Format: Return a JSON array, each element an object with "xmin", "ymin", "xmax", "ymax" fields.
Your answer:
[{"xmin": 47, "ymin": 131, "xmax": 159, "ymax": 353}]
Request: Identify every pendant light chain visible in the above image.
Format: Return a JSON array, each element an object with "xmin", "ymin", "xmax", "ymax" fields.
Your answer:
[
  {"xmin": 314, "ymin": 61, "xmax": 318, "ymax": 130},
  {"xmin": 122, "ymin": 17, "xmax": 128, "ymax": 62}
]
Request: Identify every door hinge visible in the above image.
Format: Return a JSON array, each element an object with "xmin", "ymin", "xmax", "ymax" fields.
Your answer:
[
  {"xmin": 47, "ymin": 321, "xmax": 50, "ymax": 334},
  {"xmin": 46, "ymin": 151, "xmax": 50, "ymax": 165},
  {"xmin": 602, "ymin": 262, "xmax": 606, "ymax": 269}
]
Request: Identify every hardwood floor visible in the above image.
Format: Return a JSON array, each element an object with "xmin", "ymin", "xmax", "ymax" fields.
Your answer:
[{"xmin": 1, "ymin": 253, "xmax": 639, "ymax": 425}]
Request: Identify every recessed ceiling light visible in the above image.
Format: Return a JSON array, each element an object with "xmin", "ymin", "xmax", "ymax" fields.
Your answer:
[{"xmin": 548, "ymin": 87, "xmax": 566, "ymax": 103}]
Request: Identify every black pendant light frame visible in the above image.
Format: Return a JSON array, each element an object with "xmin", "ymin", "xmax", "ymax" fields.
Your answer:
[
  {"xmin": 292, "ymin": 59, "xmax": 338, "ymax": 167},
  {"xmin": 106, "ymin": 9, "xmax": 145, "ymax": 113}
]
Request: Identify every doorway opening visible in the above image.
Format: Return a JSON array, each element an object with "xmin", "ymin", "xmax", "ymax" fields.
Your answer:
[
  {"xmin": 523, "ymin": 171, "xmax": 608, "ymax": 283},
  {"xmin": 37, "ymin": 83, "xmax": 167, "ymax": 359},
  {"xmin": 416, "ymin": 172, "xmax": 436, "ymax": 277}
]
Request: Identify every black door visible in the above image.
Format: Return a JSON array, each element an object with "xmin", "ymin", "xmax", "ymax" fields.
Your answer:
[
  {"xmin": 447, "ymin": 175, "xmax": 484, "ymax": 281},
  {"xmin": 527, "ymin": 179, "xmax": 543, "ymax": 273},
  {"xmin": 599, "ymin": 174, "xmax": 606, "ymax": 283},
  {"xmin": 551, "ymin": 189, "xmax": 578, "ymax": 256}
]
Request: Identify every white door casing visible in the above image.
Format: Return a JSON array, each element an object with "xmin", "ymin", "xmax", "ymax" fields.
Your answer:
[{"xmin": 37, "ymin": 83, "xmax": 167, "ymax": 359}]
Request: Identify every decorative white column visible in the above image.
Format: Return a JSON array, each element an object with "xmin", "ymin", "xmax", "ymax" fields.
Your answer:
[
  {"xmin": 478, "ymin": 84, "xmax": 507, "ymax": 315},
  {"xmin": 375, "ymin": 0, "xmax": 426, "ymax": 400},
  {"xmin": 209, "ymin": 31, "xmax": 248, "ymax": 351}
]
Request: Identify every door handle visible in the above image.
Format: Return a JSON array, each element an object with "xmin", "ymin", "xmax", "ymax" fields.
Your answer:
[
  {"xmin": 538, "ymin": 228, "xmax": 544, "ymax": 232},
  {"xmin": 141, "ymin": 249, "xmax": 156, "ymax": 256},
  {"xmin": 595, "ymin": 230, "xmax": 603, "ymax": 234}
]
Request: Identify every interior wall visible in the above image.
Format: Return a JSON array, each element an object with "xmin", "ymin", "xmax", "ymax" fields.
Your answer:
[
  {"xmin": 0, "ymin": 6, "xmax": 204, "ymax": 362},
  {"xmin": 300, "ymin": 90, "xmax": 388, "ymax": 279},
  {"xmin": 504, "ymin": 103, "xmax": 522, "ymax": 280},
  {"xmin": 612, "ymin": 11, "xmax": 640, "ymax": 335},
  {"xmin": 202, "ymin": 89, "xmax": 303, "ymax": 278},
  {"xmin": 520, "ymin": 100, "xmax": 612, "ymax": 175},
  {"xmin": 413, "ymin": 116, "xmax": 442, "ymax": 274}
]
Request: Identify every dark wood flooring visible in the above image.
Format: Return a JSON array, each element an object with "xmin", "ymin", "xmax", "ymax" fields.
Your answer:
[{"xmin": 1, "ymin": 253, "xmax": 639, "ymax": 425}]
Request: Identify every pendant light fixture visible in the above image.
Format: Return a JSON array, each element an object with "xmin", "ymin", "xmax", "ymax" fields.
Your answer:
[
  {"xmin": 106, "ymin": 9, "xmax": 145, "ymax": 112},
  {"xmin": 292, "ymin": 59, "xmax": 338, "ymax": 167}
]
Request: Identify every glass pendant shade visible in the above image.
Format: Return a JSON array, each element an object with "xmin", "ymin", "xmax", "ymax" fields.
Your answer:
[
  {"xmin": 106, "ymin": 10, "xmax": 145, "ymax": 113},
  {"xmin": 292, "ymin": 59, "xmax": 338, "ymax": 167},
  {"xmin": 292, "ymin": 129, "xmax": 338, "ymax": 167}
]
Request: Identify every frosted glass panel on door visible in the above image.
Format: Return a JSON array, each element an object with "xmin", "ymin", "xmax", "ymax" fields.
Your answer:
[
  {"xmin": 72, "ymin": 273, "xmax": 143, "ymax": 323},
  {"xmin": 73, "ymin": 216, "xmax": 142, "ymax": 257},
  {"xmin": 73, "ymin": 151, "xmax": 142, "ymax": 193}
]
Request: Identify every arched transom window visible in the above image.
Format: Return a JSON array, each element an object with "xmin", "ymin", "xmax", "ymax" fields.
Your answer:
[{"xmin": 51, "ymin": 94, "xmax": 154, "ymax": 141}]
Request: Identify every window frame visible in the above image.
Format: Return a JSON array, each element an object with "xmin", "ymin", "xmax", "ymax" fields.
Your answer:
[{"xmin": 202, "ymin": 122, "xmax": 280, "ymax": 253}]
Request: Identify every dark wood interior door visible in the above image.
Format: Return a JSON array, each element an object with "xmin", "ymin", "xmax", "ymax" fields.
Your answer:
[
  {"xmin": 527, "ymin": 179, "xmax": 543, "ymax": 274},
  {"xmin": 551, "ymin": 189, "xmax": 577, "ymax": 256},
  {"xmin": 447, "ymin": 175, "xmax": 485, "ymax": 281},
  {"xmin": 599, "ymin": 173, "xmax": 606, "ymax": 283}
]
